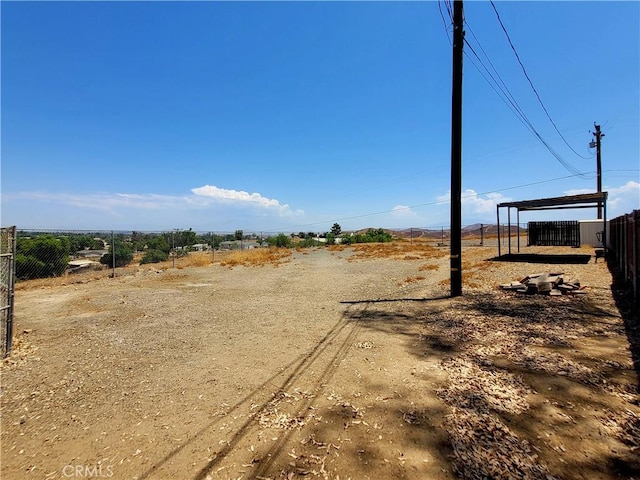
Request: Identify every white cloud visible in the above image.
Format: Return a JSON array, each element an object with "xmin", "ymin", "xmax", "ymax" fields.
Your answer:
[
  {"xmin": 190, "ymin": 185, "xmax": 303, "ymax": 217},
  {"xmin": 391, "ymin": 205, "xmax": 419, "ymax": 218},
  {"xmin": 192, "ymin": 185, "xmax": 276, "ymax": 207},
  {"xmin": 605, "ymin": 181, "xmax": 639, "ymax": 212},
  {"xmin": 563, "ymin": 188, "xmax": 594, "ymax": 196},
  {"xmin": 564, "ymin": 181, "xmax": 639, "ymax": 216},
  {"xmin": 436, "ymin": 189, "xmax": 512, "ymax": 215},
  {"xmin": 2, "ymin": 186, "xmax": 304, "ymax": 231}
]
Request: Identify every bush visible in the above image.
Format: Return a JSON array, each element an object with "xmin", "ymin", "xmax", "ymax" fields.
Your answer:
[
  {"xmin": 140, "ymin": 249, "xmax": 169, "ymax": 264},
  {"xmin": 267, "ymin": 233, "xmax": 292, "ymax": 248},
  {"xmin": 16, "ymin": 235, "xmax": 70, "ymax": 279},
  {"xmin": 352, "ymin": 228, "xmax": 393, "ymax": 244},
  {"xmin": 100, "ymin": 239, "xmax": 133, "ymax": 268},
  {"xmin": 146, "ymin": 236, "xmax": 170, "ymax": 254}
]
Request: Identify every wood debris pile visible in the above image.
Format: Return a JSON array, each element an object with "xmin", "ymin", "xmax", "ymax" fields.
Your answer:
[
  {"xmin": 444, "ymin": 408, "xmax": 557, "ymax": 480},
  {"xmin": 437, "ymin": 357, "xmax": 532, "ymax": 415},
  {"xmin": 500, "ymin": 272, "xmax": 585, "ymax": 296},
  {"xmin": 601, "ymin": 409, "xmax": 640, "ymax": 449}
]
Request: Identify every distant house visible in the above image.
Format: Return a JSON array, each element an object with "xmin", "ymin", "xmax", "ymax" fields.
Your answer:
[
  {"xmin": 219, "ymin": 240, "xmax": 261, "ymax": 250},
  {"xmin": 76, "ymin": 249, "xmax": 108, "ymax": 258},
  {"xmin": 191, "ymin": 244, "xmax": 209, "ymax": 252}
]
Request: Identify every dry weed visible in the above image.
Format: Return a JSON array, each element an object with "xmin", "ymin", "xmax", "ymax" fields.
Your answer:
[
  {"xmin": 175, "ymin": 252, "xmax": 212, "ymax": 268},
  {"xmin": 418, "ymin": 263, "xmax": 439, "ymax": 272},
  {"xmin": 401, "ymin": 275, "xmax": 426, "ymax": 285},
  {"xmin": 219, "ymin": 248, "xmax": 292, "ymax": 268},
  {"xmin": 349, "ymin": 242, "xmax": 446, "ymax": 261}
]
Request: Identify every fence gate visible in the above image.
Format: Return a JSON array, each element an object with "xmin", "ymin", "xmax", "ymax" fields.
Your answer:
[
  {"xmin": 1, "ymin": 226, "xmax": 17, "ymax": 357},
  {"xmin": 528, "ymin": 221, "xmax": 580, "ymax": 247}
]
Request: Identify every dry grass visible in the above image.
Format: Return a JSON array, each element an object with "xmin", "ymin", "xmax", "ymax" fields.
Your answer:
[
  {"xmin": 401, "ymin": 275, "xmax": 426, "ymax": 285},
  {"xmin": 219, "ymin": 248, "xmax": 292, "ymax": 268},
  {"xmin": 419, "ymin": 263, "xmax": 440, "ymax": 272},
  {"xmin": 349, "ymin": 242, "xmax": 446, "ymax": 261},
  {"xmin": 175, "ymin": 251, "xmax": 213, "ymax": 268}
]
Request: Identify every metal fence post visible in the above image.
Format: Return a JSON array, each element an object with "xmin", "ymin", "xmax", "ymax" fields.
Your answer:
[
  {"xmin": 1, "ymin": 227, "xmax": 17, "ymax": 357},
  {"xmin": 112, "ymin": 230, "xmax": 116, "ymax": 278}
]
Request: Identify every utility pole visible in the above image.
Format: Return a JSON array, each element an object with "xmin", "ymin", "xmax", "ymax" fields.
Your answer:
[
  {"xmin": 591, "ymin": 123, "xmax": 605, "ymax": 219},
  {"xmin": 450, "ymin": 0, "xmax": 464, "ymax": 297}
]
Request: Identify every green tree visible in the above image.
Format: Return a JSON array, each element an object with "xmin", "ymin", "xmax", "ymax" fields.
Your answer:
[
  {"xmin": 268, "ymin": 233, "xmax": 292, "ymax": 248},
  {"xmin": 140, "ymin": 249, "xmax": 169, "ymax": 264},
  {"xmin": 234, "ymin": 230, "xmax": 244, "ymax": 241},
  {"xmin": 16, "ymin": 235, "xmax": 70, "ymax": 279},
  {"xmin": 351, "ymin": 228, "xmax": 393, "ymax": 244},
  {"xmin": 146, "ymin": 236, "xmax": 170, "ymax": 254},
  {"xmin": 100, "ymin": 239, "xmax": 133, "ymax": 268},
  {"xmin": 176, "ymin": 228, "xmax": 197, "ymax": 248},
  {"xmin": 330, "ymin": 223, "xmax": 342, "ymax": 236}
]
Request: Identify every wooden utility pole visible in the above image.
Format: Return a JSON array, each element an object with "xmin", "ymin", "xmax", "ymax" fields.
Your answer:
[
  {"xmin": 592, "ymin": 123, "xmax": 605, "ymax": 219},
  {"xmin": 450, "ymin": 0, "xmax": 464, "ymax": 297}
]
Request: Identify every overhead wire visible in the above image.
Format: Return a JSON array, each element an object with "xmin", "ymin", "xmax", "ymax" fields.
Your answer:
[
  {"xmin": 488, "ymin": 0, "xmax": 592, "ymax": 160},
  {"xmin": 267, "ymin": 171, "xmax": 598, "ymax": 233},
  {"xmin": 455, "ymin": 5, "xmax": 592, "ymax": 178},
  {"xmin": 438, "ymin": 1, "xmax": 589, "ymax": 178},
  {"xmin": 462, "ymin": 23, "xmax": 591, "ymax": 178}
]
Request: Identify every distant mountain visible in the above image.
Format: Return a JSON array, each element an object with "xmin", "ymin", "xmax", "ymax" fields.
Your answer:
[
  {"xmin": 393, "ymin": 228, "xmax": 446, "ymax": 239},
  {"xmin": 390, "ymin": 224, "xmax": 526, "ymax": 239}
]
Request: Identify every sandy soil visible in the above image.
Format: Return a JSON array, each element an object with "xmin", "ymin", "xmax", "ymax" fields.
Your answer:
[{"xmin": 1, "ymin": 244, "xmax": 638, "ymax": 480}]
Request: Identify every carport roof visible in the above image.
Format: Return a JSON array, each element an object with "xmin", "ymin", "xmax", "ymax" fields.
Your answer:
[{"xmin": 497, "ymin": 192, "xmax": 608, "ymax": 211}]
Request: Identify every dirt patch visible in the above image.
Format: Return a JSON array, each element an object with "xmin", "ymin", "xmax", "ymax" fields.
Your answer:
[{"xmin": 1, "ymin": 245, "xmax": 638, "ymax": 479}]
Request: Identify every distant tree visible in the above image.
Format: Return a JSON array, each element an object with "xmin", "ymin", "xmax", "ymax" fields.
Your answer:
[
  {"xmin": 100, "ymin": 239, "xmax": 133, "ymax": 268},
  {"xmin": 326, "ymin": 233, "xmax": 336, "ymax": 245},
  {"xmin": 330, "ymin": 223, "xmax": 342, "ymax": 236},
  {"xmin": 234, "ymin": 230, "xmax": 244, "ymax": 241},
  {"xmin": 146, "ymin": 236, "xmax": 170, "ymax": 254},
  {"xmin": 140, "ymin": 249, "xmax": 169, "ymax": 264},
  {"xmin": 268, "ymin": 233, "xmax": 292, "ymax": 248},
  {"xmin": 15, "ymin": 235, "xmax": 70, "ymax": 279},
  {"xmin": 177, "ymin": 228, "xmax": 197, "ymax": 248},
  {"xmin": 351, "ymin": 228, "xmax": 393, "ymax": 244}
]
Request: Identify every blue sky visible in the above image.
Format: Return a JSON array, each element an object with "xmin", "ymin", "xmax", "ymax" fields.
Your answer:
[{"xmin": 1, "ymin": 1, "xmax": 638, "ymax": 233}]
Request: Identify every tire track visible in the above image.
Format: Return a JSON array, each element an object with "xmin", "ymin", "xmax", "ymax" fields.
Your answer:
[{"xmin": 139, "ymin": 304, "xmax": 363, "ymax": 480}]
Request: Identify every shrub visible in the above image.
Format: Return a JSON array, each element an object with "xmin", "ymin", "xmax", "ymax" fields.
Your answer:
[
  {"xmin": 267, "ymin": 233, "xmax": 292, "ymax": 248},
  {"xmin": 140, "ymin": 249, "xmax": 169, "ymax": 264},
  {"xmin": 16, "ymin": 235, "xmax": 70, "ymax": 279},
  {"xmin": 100, "ymin": 239, "xmax": 133, "ymax": 268}
]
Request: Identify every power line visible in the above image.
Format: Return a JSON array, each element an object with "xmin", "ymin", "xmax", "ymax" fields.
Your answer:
[
  {"xmin": 438, "ymin": 2, "xmax": 576, "ymax": 177},
  {"xmin": 437, "ymin": 0, "xmax": 452, "ymax": 44},
  {"xmin": 488, "ymin": 0, "xmax": 592, "ymax": 160},
  {"xmin": 462, "ymin": 23, "xmax": 590, "ymax": 178},
  {"xmin": 267, "ymin": 171, "xmax": 595, "ymax": 233}
]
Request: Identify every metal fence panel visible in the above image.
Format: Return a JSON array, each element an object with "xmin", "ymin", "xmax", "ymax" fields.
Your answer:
[
  {"xmin": 1, "ymin": 226, "xmax": 17, "ymax": 357},
  {"xmin": 610, "ymin": 210, "xmax": 639, "ymax": 302},
  {"xmin": 528, "ymin": 221, "xmax": 580, "ymax": 247}
]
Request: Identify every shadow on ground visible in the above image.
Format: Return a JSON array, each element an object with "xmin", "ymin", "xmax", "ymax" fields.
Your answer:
[
  {"xmin": 490, "ymin": 253, "xmax": 592, "ymax": 264},
  {"xmin": 608, "ymin": 259, "xmax": 640, "ymax": 389},
  {"xmin": 343, "ymin": 287, "xmax": 640, "ymax": 479}
]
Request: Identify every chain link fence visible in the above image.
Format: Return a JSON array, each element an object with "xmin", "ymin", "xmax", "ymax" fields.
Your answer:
[
  {"xmin": 12, "ymin": 229, "xmax": 230, "ymax": 281},
  {"xmin": 11, "ymin": 225, "xmax": 527, "ymax": 281},
  {"xmin": 1, "ymin": 226, "xmax": 17, "ymax": 357}
]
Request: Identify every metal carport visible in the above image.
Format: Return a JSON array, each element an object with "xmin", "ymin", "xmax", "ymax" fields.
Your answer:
[{"xmin": 496, "ymin": 192, "xmax": 608, "ymax": 256}]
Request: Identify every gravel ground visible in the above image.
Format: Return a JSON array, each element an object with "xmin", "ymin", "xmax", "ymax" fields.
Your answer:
[{"xmin": 1, "ymin": 243, "xmax": 638, "ymax": 480}]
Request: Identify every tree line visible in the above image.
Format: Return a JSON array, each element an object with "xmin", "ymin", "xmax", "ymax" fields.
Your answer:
[{"xmin": 14, "ymin": 224, "xmax": 394, "ymax": 280}]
